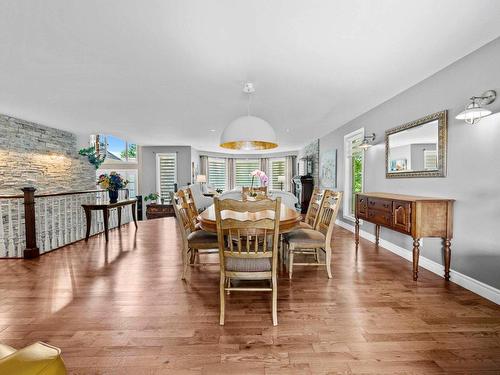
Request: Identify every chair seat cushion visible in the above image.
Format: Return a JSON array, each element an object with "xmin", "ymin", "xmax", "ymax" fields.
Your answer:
[
  {"xmin": 298, "ymin": 221, "xmax": 313, "ymax": 229},
  {"xmin": 187, "ymin": 230, "xmax": 219, "ymax": 249},
  {"xmin": 225, "ymin": 256, "xmax": 272, "ymax": 272},
  {"xmin": 285, "ymin": 228, "xmax": 325, "ymax": 248},
  {"xmin": 0, "ymin": 344, "xmax": 16, "ymax": 360}
]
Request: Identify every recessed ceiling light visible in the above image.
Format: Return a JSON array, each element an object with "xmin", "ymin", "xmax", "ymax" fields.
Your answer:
[
  {"xmin": 285, "ymin": 128, "xmax": 290, "ymax": 133},
  {"xmin": 209, "ymin": 129, "xmax": 216, "ymax": 132}
]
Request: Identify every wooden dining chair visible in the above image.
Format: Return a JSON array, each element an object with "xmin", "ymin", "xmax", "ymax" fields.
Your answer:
[
  {"xmin": 284, "ymin": 190, "xmax": 342, "ymax": 279},
  {"xmin": 214, "ymin": 197, "xmax": 281, "ymax": 326},
  {"xmin": 241, "ymin": 186, "xmax": 268, "ymax": 201},
  {"xmin": 171, "ymin": 192, "xmax": 219, "ymax": 280},
  {"xmin": 177, "ymin": 189, "xmax": 199, "ymax": 231},
  {"xmin": 299, "ymin": 188, "xmax": 324, "ymax": 229}
]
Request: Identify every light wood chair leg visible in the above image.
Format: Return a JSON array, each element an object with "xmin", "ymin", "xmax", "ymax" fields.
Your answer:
[
  {"xmin": 219, "ymin": 275, "xmax": 225, "ymax": 325},
  {"xmin": 190, "ymin": 248, "xmax": 197, "ymax": 264},
  {"xmin": 325, "ymin": 246, "xmax": 332, "ymax": 279},
  {"xmin": 226, "ymin": 277, "xmax": 231, "ymax": 295},
  {"xmin": 314, "ymin": 248, "xmax": 320, "ymax": 263},
  {"xmin": 182, "ymin": 247, "xmax": 189, "ymax": 280},
  {"xmin": 272, "ymin": 276, "xmax": 278, "ymax": 326},
  {"xmin": 289, "ymin": 249, "xmax": 294, "ymax": 279}
]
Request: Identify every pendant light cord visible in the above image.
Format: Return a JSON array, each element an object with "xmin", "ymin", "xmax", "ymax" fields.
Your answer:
[{"xmin": 247, "ymin": 91, "xmax": 251, "ymax": 116}]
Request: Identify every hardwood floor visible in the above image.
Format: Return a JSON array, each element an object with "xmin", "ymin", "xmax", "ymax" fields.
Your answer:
[{"xmin": 0, "ymin": 217, "xmax": 499, "ymax": 374}]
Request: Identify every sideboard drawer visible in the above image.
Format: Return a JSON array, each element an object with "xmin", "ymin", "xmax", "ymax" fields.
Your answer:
[
  {"xmin": 367, "ymin": 198, "xmax": 392, "ymax": 212},
  {"xmin": 367, "ymin": 209, "xmax": 392, "ymax": 227},
  {"xmin": 356, "ymin": 195, "xmax": 368, "ymax": 219}
]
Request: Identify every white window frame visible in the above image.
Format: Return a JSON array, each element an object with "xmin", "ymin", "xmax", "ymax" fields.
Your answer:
[
  {"xmin": 207, "ymin": 157, "xmax": 227, "ymax": 191},
  {"xmin": 93, "ymin": 135, "xmax": 138, "ymax": 164},
  {"xmin": 234, "ymin": 159, "xmax": 261, "ymax": 188},
  {"xmin": 269, "ymin": 157, "xmax": 286, "ymax": 190},
  {"xmin": 343, "ymin": 128, "xmax": 365, "ymax": 222},
  {"xmin": 156, "ymin": 153, "xmax": 177, "ymax": 203}
]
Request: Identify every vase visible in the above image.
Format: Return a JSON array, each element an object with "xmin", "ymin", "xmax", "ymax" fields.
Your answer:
[{"xmin": 108, "ymin": 189, "xmax": 119, "ymax": 203}]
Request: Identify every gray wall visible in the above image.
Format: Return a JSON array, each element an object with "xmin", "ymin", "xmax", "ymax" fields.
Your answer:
[
  {"xmin": 309, "ymin": 37, "xmax": 500, "ymax": 289},
  {"xmin": 139, "ymin": 146, "xmax": 193, "ymax": 196}
]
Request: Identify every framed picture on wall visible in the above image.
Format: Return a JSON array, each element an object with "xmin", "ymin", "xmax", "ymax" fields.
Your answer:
[{"xmin": 320, "ymin": 149, "xmax": 337, "ymax": 188}]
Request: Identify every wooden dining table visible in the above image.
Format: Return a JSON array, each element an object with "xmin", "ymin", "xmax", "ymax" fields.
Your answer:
[{"xmin": 198, "ymin": 203, "xmax": 302, "ymax": 234}]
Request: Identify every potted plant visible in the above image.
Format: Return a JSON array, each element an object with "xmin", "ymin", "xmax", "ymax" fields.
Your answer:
[
  {"xmin": 97, "ymin": 172, "xmax": 128, "ymax": 203},
  {"xmin": 144, "ymin": 193, "xmax": 160, "ymax": 205},
  {"xmin": 249, "ymin": 169, "xmax": 269, "ymax": 197}
]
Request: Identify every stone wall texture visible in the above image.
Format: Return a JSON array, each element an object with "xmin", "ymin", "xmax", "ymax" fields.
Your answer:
[
  {"xmin": 0, "ymin": 114, "xmax": 95, "ymax": 195},
  {"xmin": 301, "ymin": 139, "xmax": 320, "ymax": 186}
]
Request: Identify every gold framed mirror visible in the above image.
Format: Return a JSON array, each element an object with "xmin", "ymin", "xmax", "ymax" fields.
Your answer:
[{"xmin": 385, "ymin": 110, "xmax": 447, "ymax": 178}]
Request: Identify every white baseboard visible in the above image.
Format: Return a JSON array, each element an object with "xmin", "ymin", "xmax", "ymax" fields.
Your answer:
[{"xmin": 335, "ymin": 220, "xmax": 500, "ymax": 305}]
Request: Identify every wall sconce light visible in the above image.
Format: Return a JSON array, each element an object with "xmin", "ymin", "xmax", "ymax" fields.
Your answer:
[
  {"xmin": 455, "ymin": 90, "xmax": 496, "ymax": 125},
  {"xmin": 359, "ymin": 133, "xmax": 376, "ymax": 150}
]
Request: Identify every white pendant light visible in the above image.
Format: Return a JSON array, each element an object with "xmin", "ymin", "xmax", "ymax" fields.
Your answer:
[
  {"xmin": 220, "ymin": 83, "xmax": 277, "ymax": 150},
  {"xmin": 455, "ymin": 90, "xmax": 496, "ymax": 125}
]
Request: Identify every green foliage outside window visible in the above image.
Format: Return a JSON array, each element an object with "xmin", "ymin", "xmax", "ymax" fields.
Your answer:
[
  {"xmin": 351, "ymin": 151, "xmax": 363, "ymax": 214},
  {"xmin": 120, "ymin": 144, "xmax": 137, "ymax": 159}
]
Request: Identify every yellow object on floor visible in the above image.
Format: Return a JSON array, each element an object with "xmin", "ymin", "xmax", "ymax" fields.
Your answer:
[{"xmin": 0, "ymin": 341, "xmax": 67, "ymax": 375}]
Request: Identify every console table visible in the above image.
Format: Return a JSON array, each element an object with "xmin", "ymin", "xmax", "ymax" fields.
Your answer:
[
  {"xmin": 82, "ymin": 199, "xmax": 138, "ymax": 242},
  {"xmin": 355, "ymin": 192, "xmax": 454, "ymax": 281}
]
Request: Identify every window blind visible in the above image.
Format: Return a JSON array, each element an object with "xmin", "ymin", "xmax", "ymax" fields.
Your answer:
[
  {"xmin": 235, "ymin": 159, "xmax": 260, "ymax": 187},
  {"xmin": 270, "ymin": 159, "xmax": 286, "ymax": 189},
  {"xmin": 156, "ymin": 153, "xmax": 177, "ymax": 203},
  {"xmin": 208, "ymin": 158, "xmax": 227, "ymax": 190}
]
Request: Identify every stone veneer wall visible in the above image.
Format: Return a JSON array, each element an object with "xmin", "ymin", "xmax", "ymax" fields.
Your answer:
[
  {"xmin": 0, "ymin": 114, "xmax": 95, "ymax": 195},
  {"xmin": 300, "ymin": 139, "xmax": 320, "ymax": 186}
]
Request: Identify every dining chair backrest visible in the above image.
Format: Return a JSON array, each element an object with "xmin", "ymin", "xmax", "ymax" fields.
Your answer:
[
  {"xmin": 171, "ymin": 191, "xmax": 193, "ymax": 248},
  {"xmin": 214, "ymin": 197, "xmax": 281, "ymax": 272},
  {"xmin": 177, "ymin": 189, "xmax": 198, "ymax": 231},
  {"xmin": 305, "ymin": 188, "xmax": 324, "ymax": 228},
  {"xmin": 315, "ymin": 190, "xmax": 343, "ymax": 244},
  {"xmin": 241, "ymin": 186, "xmax": 268, "ymax": 201}
]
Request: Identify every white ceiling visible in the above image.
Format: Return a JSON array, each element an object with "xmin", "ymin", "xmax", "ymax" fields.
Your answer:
[{"xmin": 1, "ymin": 0, "xmax": 500, "ymax": 153}]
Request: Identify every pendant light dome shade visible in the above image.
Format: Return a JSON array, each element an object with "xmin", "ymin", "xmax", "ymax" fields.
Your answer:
[{"xmin": 220, "ymin": 115, "xmax": 278, "ymax": 150}]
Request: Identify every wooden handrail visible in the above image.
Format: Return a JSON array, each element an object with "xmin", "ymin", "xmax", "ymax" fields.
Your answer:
[{"xmin": 0, "ymin": 188, "xmax": 129, "ymax": 199}]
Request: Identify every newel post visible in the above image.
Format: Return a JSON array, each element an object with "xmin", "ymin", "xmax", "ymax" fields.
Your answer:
[{"xmin": 22, "ymin": 187, "xmax": 39, "ymax": 258}]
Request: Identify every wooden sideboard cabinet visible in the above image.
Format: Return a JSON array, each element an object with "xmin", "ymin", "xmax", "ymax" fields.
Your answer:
[{"xmin": 355, "ymin": 192, "xmax": 454, "ymax": 281}]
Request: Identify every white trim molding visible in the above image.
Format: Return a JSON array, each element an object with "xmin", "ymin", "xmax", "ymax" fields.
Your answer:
[{"xmin": 336, "ymin": 219, "xmax": 500, "ymax": 305}]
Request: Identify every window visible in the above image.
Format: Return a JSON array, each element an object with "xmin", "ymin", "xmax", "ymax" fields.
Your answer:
[
  {"xmin": 235, "ymin": 159, "xmax": 260, "ymax": 187},
  {"xmin": 343, "ymin": 129, "xmax": 365, "ymax": 220},
  {"xmin": 92, "ymin": 135, "xmax": 137, "ymax": 162},
  {"xmin": 424, "ymin": 150, "xmax": 437, "ymax": 170},
  {"xmin": 207, "ymin": 157, "xmax": 227, "ymax": 191},
  {"xmin": 156, "ymin": 153, "xmax": 177, "ymax": 203},
  {"xmin": 97, "ymin": 169, "xmax": 138, "ymax": 197},
  {"xmin": 269, "ymin": 158, "xmax": 286, "ymax": 190}
]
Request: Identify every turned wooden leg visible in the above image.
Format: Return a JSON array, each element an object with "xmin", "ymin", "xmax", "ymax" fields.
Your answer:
[
  {"xmin": 355, "ymin": 217, "xmax": 360, "ymax": 246},
  {"xmin": 375, "ymin": 225, "xmax": 380, "ymax": 246},
  {"xmin": 325, "ymin": 246, "xmax": 332, "ymax": 279},
  {"xmin": 84, "ymin": 207, "xmax": 92, "ymax": 241},
  {"xmin": 288, "ymin": 250, "xmax": 294, "ymax": 280},
  {"xmin": 117, "ymin": 206, "xmax": 122, "ymax": 227},
  {"xmin": 443, "ymin": 238, "xmax": 451, "ymax": 281},
  {"xmin": 412, "ymin": 238, "xmax": 420, "ymax": 281},
  {"xmin": 182, "ymin": 247, "xmax": 189, "ymax": 280},
  {"xmin": 272, "ymin": 275, "xmax": 278, "ymax": 326},
  {"xmin": 219, "ymin": 274, "xmax": 225, "ymax": 325},
  {"xmin": 103, "ymin": 208, "xmax": 109, "ymax": 242},
  {"xmin": 131, "ymin": 203, "xmax": 138, "ymax": 229}
]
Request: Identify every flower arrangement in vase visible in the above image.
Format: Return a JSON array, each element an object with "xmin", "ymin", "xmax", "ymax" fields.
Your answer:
[
  {"xmin": 249, "ymin": 169, "xmax": 269, "ymax": 197},
  {"xmin": 97, "ymin": 172, "xmax": 129, "ymax": 203}
]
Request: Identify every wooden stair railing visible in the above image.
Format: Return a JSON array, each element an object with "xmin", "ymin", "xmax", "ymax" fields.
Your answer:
[{"xmin": 0, "ymin": 188, "xmax": 131, "ymax": 258}]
